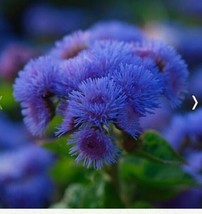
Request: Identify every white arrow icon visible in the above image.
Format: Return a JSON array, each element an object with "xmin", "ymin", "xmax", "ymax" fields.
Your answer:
[{"xmin": 192, "ymin": 95, "xmax": 198, "ymax": 110}]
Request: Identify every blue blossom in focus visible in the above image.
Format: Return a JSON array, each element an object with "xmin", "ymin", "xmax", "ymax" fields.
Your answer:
[
  {"xmin": 13, "ymin": 56, "xmax": 60, "ymax": 136},
  {"xmin": 58, "ymin": 77, "xmax": 126, "ymax": 135},
  {"xmin": 133, "ymin": 40, "xmax": 189, "ymax": 107},
  {"xmin": 112, "ymin": 64, "xmax": 162, "ymax": 116},
  {"xmin": 69, "ymin": 128, "xmax": 119, "ymax": 169},
  {"xmin": 13, "ymin": 20, "xmax": 189, "ymax": 169},
  {"xmin": 50, "ymin": 31, "xmax": 90, "ymax": 60}
]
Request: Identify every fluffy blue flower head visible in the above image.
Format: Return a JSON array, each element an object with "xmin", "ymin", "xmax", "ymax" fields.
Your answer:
[
  {"xmin": 112, "ymin": 64, "xmax": 163, "ymax": 115},
  {"xmin": 133, "ymin": 40, "xmax": 189, "ymax": 107},
  {"xmin": 58, "ymin": 77, "xmax": 126, "ymax": 135},
  {"xmin": 69, "ymin": 128, "xmax": 119, "ymax": 169},
  {"xmin": 13, "ymin": 56, "xmax": 60, "ymax": 136},
  {"xmin": 50, "ymin": 31, "xmax": 90, "ymax": 60}
]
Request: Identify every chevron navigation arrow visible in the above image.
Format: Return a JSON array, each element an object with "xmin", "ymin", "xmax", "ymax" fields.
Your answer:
[{"xmin": 192, "ymin": 95, "xmax": 198, "ymax": 111}]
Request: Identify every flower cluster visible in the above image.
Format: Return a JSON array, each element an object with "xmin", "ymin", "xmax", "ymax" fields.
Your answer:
[{"xmin": 14, "ymin": 21, "xmax": 189, "ymax": 169}]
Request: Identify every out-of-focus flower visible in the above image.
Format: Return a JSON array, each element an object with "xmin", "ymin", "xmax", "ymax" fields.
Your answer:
[
  {"xmin": 161, "ymin": 188, "xmax": 202, "ymax": 208},
  {"xmin": 23, "ymin": 4, "xmax": 89, "ymax": 39},
  {"xmin": 69, "ymin": 128, "xmax": 119, "ymax": 169},
  {"xmin": 0, "ymin": 145, "xmax": 54, "ymax": 208},
  {"xmin": 168, "ymin": 0, "xmax": 202, "ymax": 18},
  {"xmin": 145, "ymin": 22, "xmax": 202, "ymax": 67},
  {"xmin": 133, "ymin": 40, "xmax": 189, "ymax": 107},
  {"xmin": 0, "ymin": 114, "xmax": 28, "ymax": 150},
  {"xmin": 13, "ymin": 56, "xmax": 60, "ymax": 136},
  {"xmin": 0, "ymin": 43, "xmax": 37, "ymax": 81},
  {"xmin": 189, "ymin": 67, "xmax": 202, "ymax": 102},
  {"xmin": 50, "ymin": 20, "xmax": 144, "ymax": 61},
  {"xmin": 140, "ymin": 100, "xmax": 172, "ymax": 132},
  {"xmin": 184, "ymin": 152, "xmax": 202, "ymax": 183},
  {"xmin": 164, "ymin": 108, "xmax": 202, "ymax": 152},
  {"xmin": 89, "ymin": 20, "xmax": 144, "ymax": 42}
]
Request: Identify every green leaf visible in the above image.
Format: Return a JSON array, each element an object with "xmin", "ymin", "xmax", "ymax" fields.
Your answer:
[
  {"xmin": 136, "ymin": 131, "xmax": 185, "ymax": 165},
  {"xmin": 52, "ymin": 174, "xmax": 105, "ymax": 208},
  {"xmin": 119, "ymin": 155, "xmax": 197, "ymax": 202},
  {"xmin": 120, "ymin": 155, "xmax": 196, "ymax": 188}
]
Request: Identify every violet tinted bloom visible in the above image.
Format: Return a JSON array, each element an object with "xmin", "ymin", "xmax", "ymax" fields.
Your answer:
[
  {"xmin": 83, "ymin": 41, "xmax": 142, "ymax": 77},
  {"xmin": 50, "ymin": 31, "xmax": 90, "ymax": 60},
  {"xmin": 112, "ymin": 64, "xmax": 162, "ymax": 116},
  {"xmin": 58, "ymin": 77, "xmax": 126, "ymax": 134},
  {"xmin": 69, "ymin": 128, "xmax": 119, "ymax": 169},
  {"xmin": 55, "ymin": 41, "xmax": 141, "ymax": 98},
  {"xmin": 133, "ymin": 40, "xmax": 189, "ymax": 107},
  {"xmin": 90, "ymin": 20, "xmax": 144, "ymax": 42},
  {"xmin": 13, "ymin": 56, "xmax": 60, "ymax": 136}
]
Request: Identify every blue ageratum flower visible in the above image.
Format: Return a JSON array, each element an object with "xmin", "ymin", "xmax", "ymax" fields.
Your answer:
[
  {"xmin": 112, "ymin": 64, "xmax": 163, "ymax": 116},
  {"xmin": 164, "ymin": 108, "xmax": 202, "ymax": 152},
  {"xmin": 50, "ymin": 30, "xmax": 90, "ymax": 60},
  {"xmin": 89, "ymin": 20, "xmax": 144, "ymax": 42},
  {"xmin": 13, "ymin": 56, "xmax": 60, "ymax": 136},
  {"xmin": 82, "ymin": 41, "xmax": 142, "ymax": 77},
  {"xmin": 183, "ymin": 152, "xmax": 202, "ymax": 184},
  {"xmin": 133, "ymin": 40, "xmax": 189, "ymax": 107},
  {"xmin": 0, "ymin": 145, "xmax": 54, "ymax": 208},
  {"xmin": 58, "ymin": 77, "xmax": 126, "ymax": 135},
  {"xmin": 69, "ymin": 128, "xmax": 119, "ymax": 169},
  {"xmin": 55, "ymin": 40, "xmax": 141, "ymax": 102}
]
